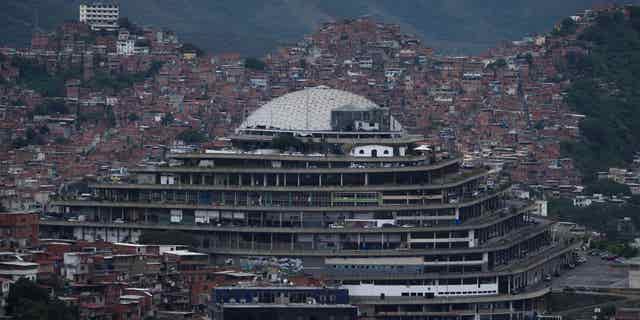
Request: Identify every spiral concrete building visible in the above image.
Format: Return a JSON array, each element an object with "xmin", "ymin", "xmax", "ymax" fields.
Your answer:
[{"xmin": 44, "ymin": 87, "xmax": 578, "ymax": 320}]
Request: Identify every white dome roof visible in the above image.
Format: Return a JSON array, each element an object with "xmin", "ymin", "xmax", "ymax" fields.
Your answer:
[{"xmin": 238, "ymin": 86, "xmax": 401, "ymax": 132}]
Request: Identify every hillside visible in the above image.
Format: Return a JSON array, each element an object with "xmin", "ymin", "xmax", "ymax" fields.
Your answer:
[
  {"xmin": 561, "ymin": 7, "xmax": 640, "ymax": 179},
  {"xmin": 2, "ymin": 0, "xmax": 640, "ymax": 55}
]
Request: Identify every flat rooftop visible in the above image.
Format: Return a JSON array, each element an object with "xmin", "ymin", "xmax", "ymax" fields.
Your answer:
[
  {"xmin": 214, "ymin": 271, "xmax": 257, "ymax": 277},
  {"xmin": 168, "ymin": 152, "xmax": 434, "ymax": 162},
  {"xmin": 350, "ymin": 286, "xmax": 551, "ymax": 305},
  {"xmin": 114, "ymin": 242, "xmax": 149, "ymax": 247},
  {"xmin": 0, "ymin": 261, "xmax": 39, "ymax": 267},
  {"xmin": 164, "ymin": 250, "xmax": 207, "ymax": 256},
  {"xmin": 220, "ymin": 304, "xmax": 356, "ymax": 309},
  {"xmin": 215, "ymin": 286, "xmax": 338, "ymax": 291}
]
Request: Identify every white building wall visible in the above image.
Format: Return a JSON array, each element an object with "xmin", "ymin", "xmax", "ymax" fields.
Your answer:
[
  {"xmin": 351, "ymin": 145, "xmax": 394, "ymax": 158},
  {"xmin": 117, "ymin": 39, "xmax": 135, "ymax": 56},
  {"xmin": 170, "ymin": 210, "xmax": 183, "ymax": 223},
  {"xmin": 342, "ymin": 282, "xmax": 498, "ymax": 297},
  {"xmin": 195, "ymin": 210, "xmax": 220, "ymax": 223},
  {"xmin": 630, "ymin": 270, "xmax": 640, "ymax": 288},
  {"xmin": 0, "ymin": 269, "xmax": 38, "ymax": 282},
  {"xmin": 535, "ymin": 200, "xmax": 548, "ymax": 216},
  {"xmin": 79, "ymin": 3, "xmax": 120, "ymax": 31},
  {"xmin": 354, "ymin": 121, "xmax": 380, "ymax": 131}
]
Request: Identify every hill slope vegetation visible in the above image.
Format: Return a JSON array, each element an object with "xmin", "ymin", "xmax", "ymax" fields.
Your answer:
[
  {"xmin": 2, "ymin": 0, "xmax": 639, "ymax": 55},
  {"xmin": 561, "ymin": 7, "xmax": 640, "ymax": 179}
]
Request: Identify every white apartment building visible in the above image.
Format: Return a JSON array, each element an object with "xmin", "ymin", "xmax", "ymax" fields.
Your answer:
[
  {"xmin": 116, "ymin": 29, "xmax": 150, "ymax": 56},
  {"xmin": 79, "ymin": 2, "xmax": 120, "ymax": 31},
  {"xmin": 0, "ymin": 261, "xmax": 38, "ymax": 282},
  {"xmin": 117, "ymin": 39, "xmax": 135, "ymax": 55}
]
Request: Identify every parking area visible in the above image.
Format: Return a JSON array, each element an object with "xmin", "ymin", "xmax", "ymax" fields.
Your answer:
[{"xmin": 551, "ymin": 254, "xmax": 629, "ymax": 289}]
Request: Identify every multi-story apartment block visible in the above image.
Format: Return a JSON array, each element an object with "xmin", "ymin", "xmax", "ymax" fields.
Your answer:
[
  {"xmin": 43, "ymin": 86, "xmax": 579, "ymax": 319},
  {"xmin": 79, "ymin": 2, "xmax": 120, "ymax": 31}
]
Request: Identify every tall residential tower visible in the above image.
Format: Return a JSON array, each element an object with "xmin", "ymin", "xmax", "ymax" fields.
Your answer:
[{"xmin": 79, "ymin": 2, "xmax": 119, "ymax": 31}]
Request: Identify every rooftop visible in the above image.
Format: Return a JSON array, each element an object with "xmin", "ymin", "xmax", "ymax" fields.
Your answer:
[
  {"xmin": 237, "ymin": 86, "xmax": 402, "ymax": 133},
  {"xmin": 114, "ymin": 242, "xmax": 149, "ymax": 247},
  {"xmin": 214, "ymin": 270, "xmax": 257, "ymax": 277},
  {"xmin": 0, "ymin": 261, "xmax": 39, "ymax": 267},
  {"xmin": 220, "ymin": 304, "xmax": 356, "ymax": 309},
  {"xmin": 164, "ymin": 250, "xmax": 207, "ymax": 257},
  {"xmin": 215, "ymin": 286, "xmax": 339, "ymax": 291}
]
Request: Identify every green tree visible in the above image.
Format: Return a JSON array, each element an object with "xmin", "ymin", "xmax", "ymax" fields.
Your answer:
[
  {"xmin": 11, "ymin": 57, "xmax": 79, "ymax": 97},
  {"xmin": 584, "ymin": 179, "xmax": 631, "ymax": 196},
  {"xmin": 86, "ymin": 62, "xmax": 161, "ymax": 93},
  {"xmin": 271, "ymin": 134, "xmax": 304, "ymax": 152},
  {"xmin": 180, "ymin": 43, "xmax": 204, "ymax": 56},
  {"xmin": 245, "ymin": 57, "xmax": 266, "ymax": 70},
  {"xmin": 128, "ymin": 113, "xmax": 140, "ymax": 122},
  {"xmin": 38, "ymin": 125, "xmax": 50, "ymax": 135},
  {"xmin": 553, "ymin": 17, "xmax": 578, "ymax": 36},
  {"xmin": 548, "ymin": 198, "xmax": 640, "ymax": 243},
  {"xmin": 487, "ymin": 58, "xmax": 507, "ymax": 70},
  {"xmin": 561, "ymin": 10, "xmax": 640, "ymax": 179},
  {"xmin": 117, "ymin": 17, "xmax": 136, "ymax": 32},
  {"xmin": 177, "ymin": 128, "xmax": 207, "ymax": 144},
  {"xmin": 54, "ymin": 137, "xmax": 69, "ymax": 145},
  {"xmin": 161, "ymin": 113, "xmax": 174, "ymax": 126},
  {"xmin": 105, "ymin": 106, "xmax": 116, "ymax": 127},
  {"xmin": 33, "ymin": 100, "xmax": 69, "ymax": 116},
  {"xmin": 11, "ymin": 137, "xmax": 28, "ymax": 148},
  {"xmin": 533, "ymin": 120, "xmax": 545, "ymax": 130},
  {"xmin": 20, "ymin": 127, "xmax": 45, "ymax": 145},
  {"xmin": 6, "ymin": 278, "xmax": 78, "ymax": 320},
  {"xmin": 145, "ymin": 61, "xmax": 164, "ymax": 77}
]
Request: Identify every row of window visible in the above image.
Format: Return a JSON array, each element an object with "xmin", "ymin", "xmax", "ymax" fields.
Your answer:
[
  {"xmin": 331, "ymin": 264, "xmax": 422, "ymax": 271},
  {"xmin": 82, "ymin": 6, "xmax": 118, "ymax": 10},
  {"xmin": 346, "ymin": 278, "xmax": 496, "ymax": 285},
  {"xmin": 85, "ymin": 20, "xmax": 118, "ymax": 24},
  {"xmin": 400, "ymin": 291, "xmax": 496, "ymax": 297},
  {"xmin": 84, "ymin": 15, "xmax": 118, "ymax": 18}
]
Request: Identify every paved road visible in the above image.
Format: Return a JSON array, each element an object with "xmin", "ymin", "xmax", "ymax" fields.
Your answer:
[{"xmin": 551, "ymin": 255, "xmax": 629, "ymax": 289}]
